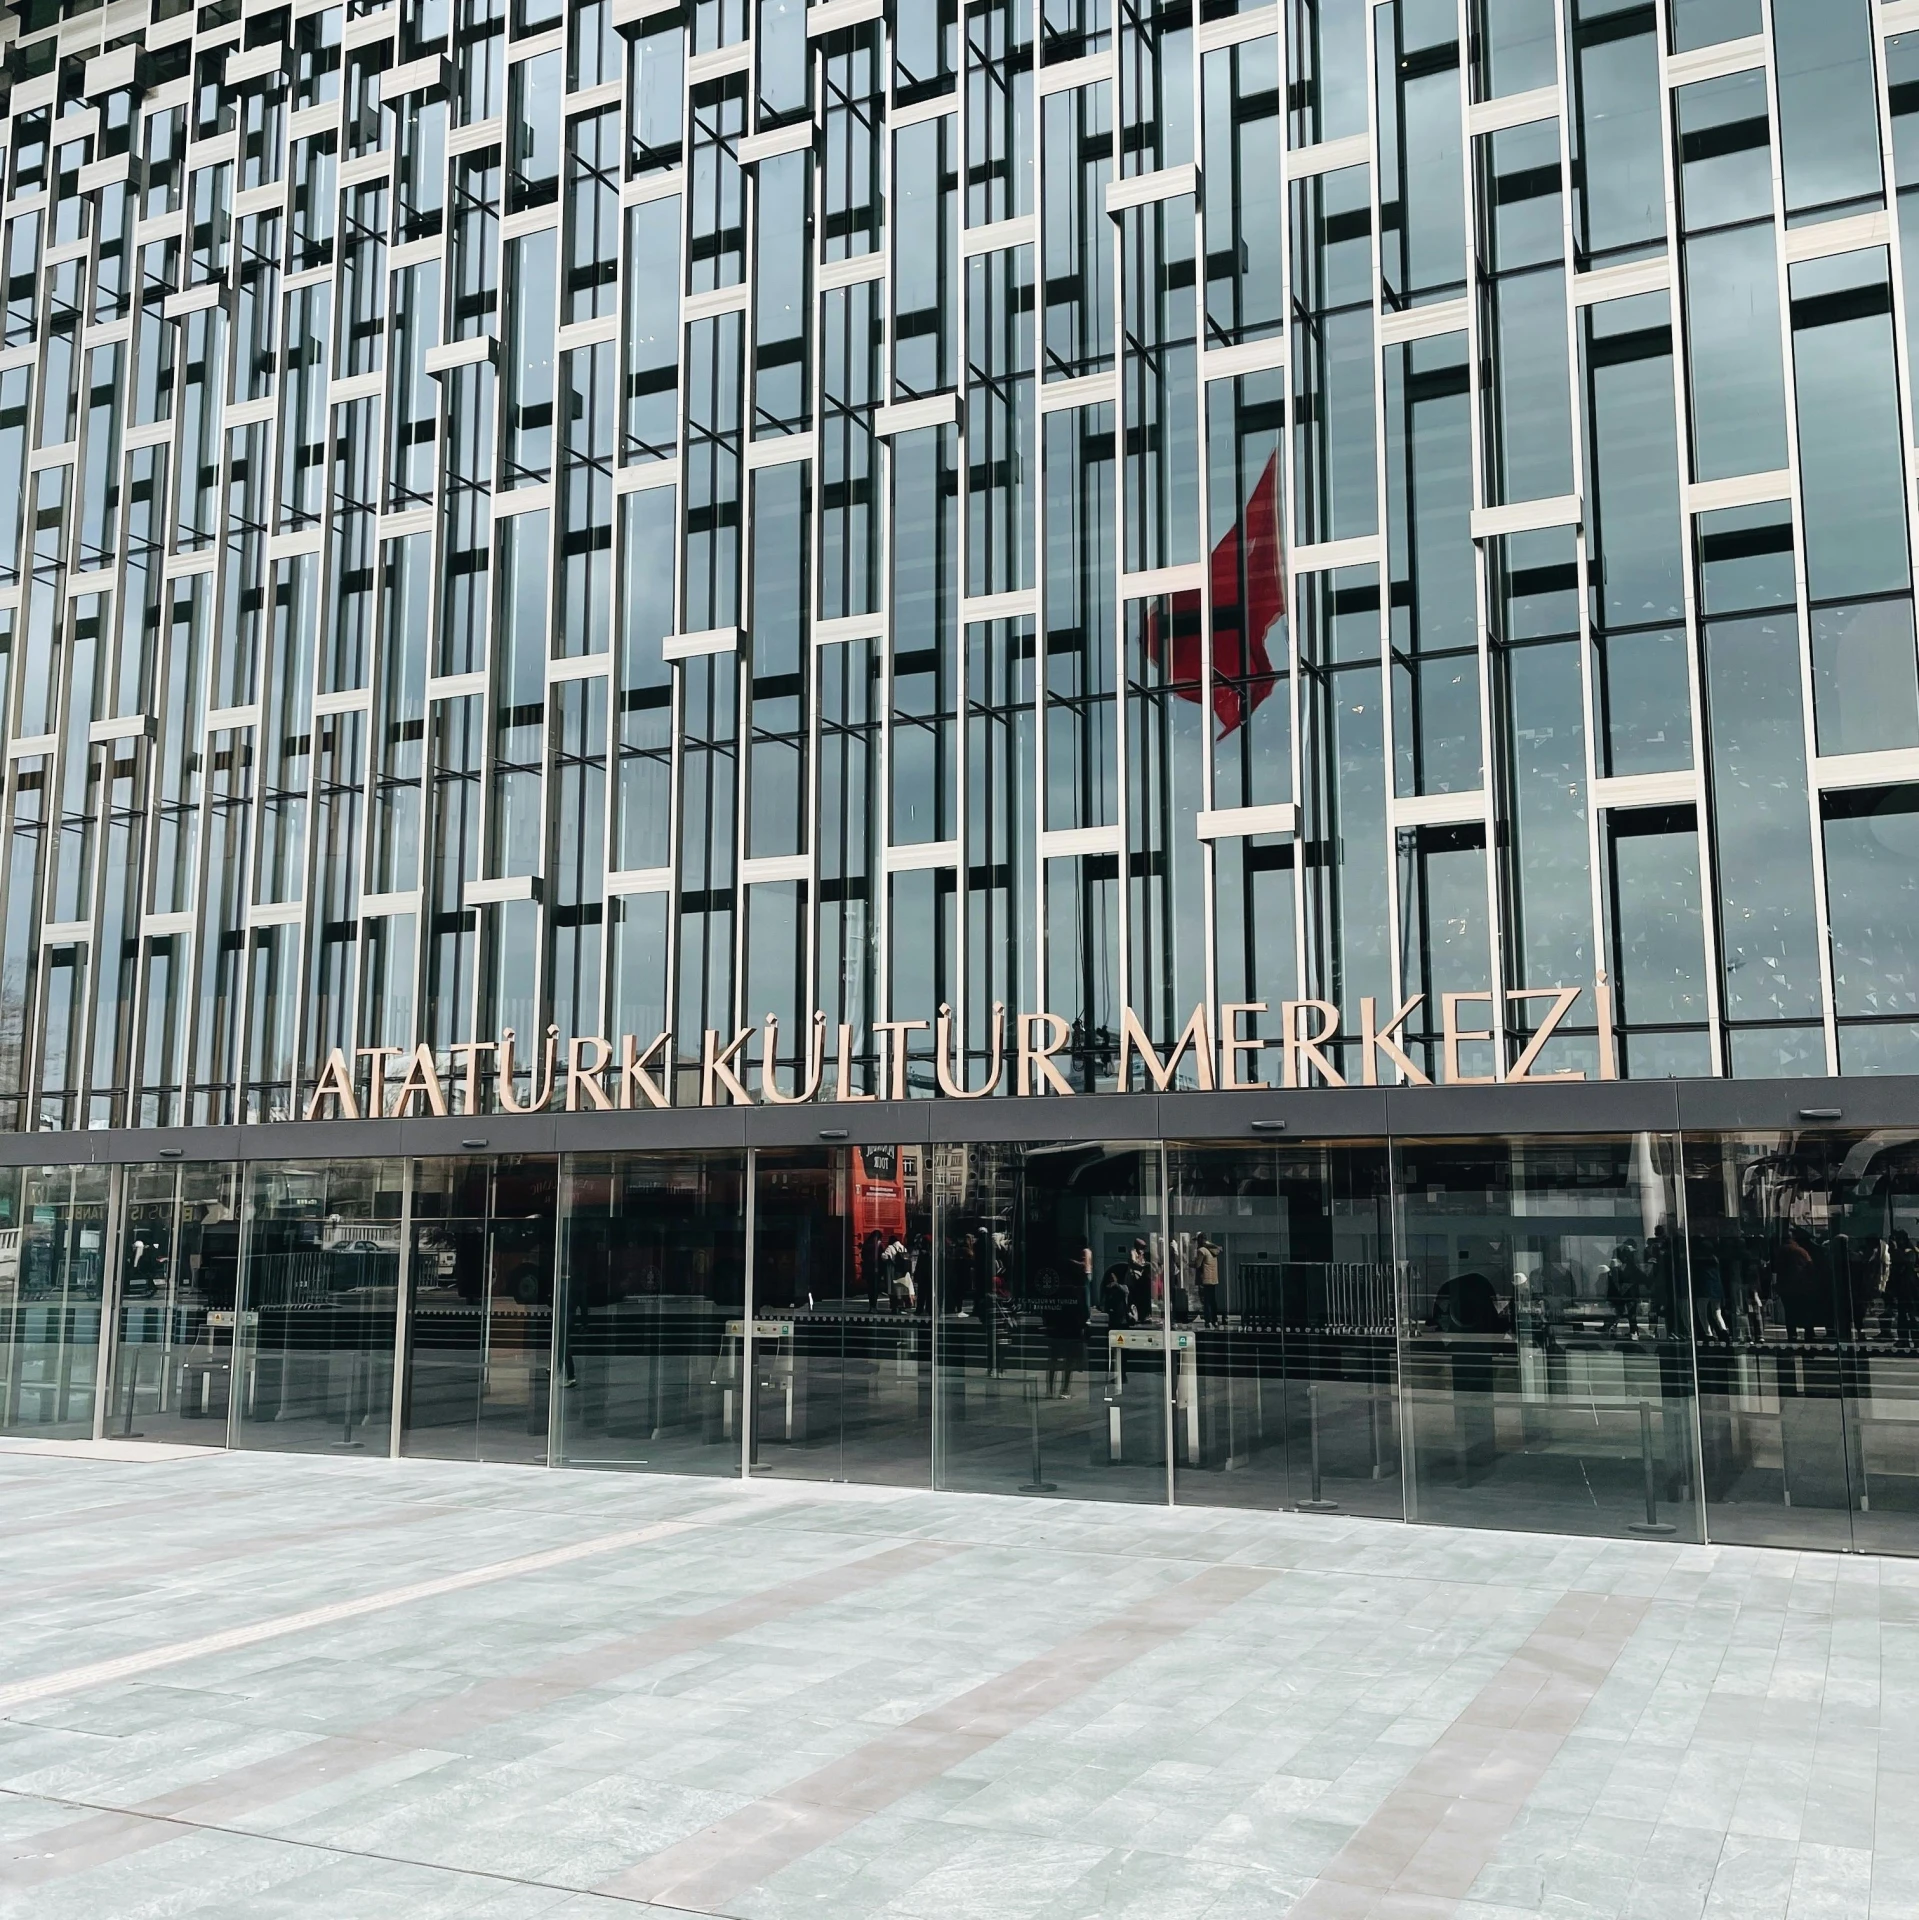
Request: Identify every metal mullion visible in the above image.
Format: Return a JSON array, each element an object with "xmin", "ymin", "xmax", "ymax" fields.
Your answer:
[
  {"xmin": 1554, "ymin": 0, "xmax": 1610, "ymax": 1084},
  {"xmin": 32, "ymin": 588, "xmax": 86, "ymax": 1126},
  {"xmin": 1369, "ymin": 2, "xmax": 1407, "ymax": 1031},
  {"xmin": 1873, "ymin": 25, "xmax": 1919, "ymax": 506},
  {"xmin": 389, "ymin": 1154, "xmax": 414, "ymax": 1459},
  {"xmin": 1654, "ymin": 5, "xmax": 1725, "ymax": 1081},
  {"xmin": 169, "ymin": 584, "xmax": 222, "ymax": 1125},
  {"xmin": 652, "ymin": 132, "xmax": 697, "ymax": 1091},
  {"xmin": 741, "ymin": 1141, "xmax": 756, "ymax": 1478},
  {"xmin": 90, "ymin": 1161, "xmax": 125, "ymax": 1442},
  {"xmin": 1452, "ymin": 0, "xmax": 1504, "ymax": 1082},
  {"xmin": 1190, "ymin": 33, "xmax": 1221, "ymax": 1042},
  {"xmin": 1028, "ymin": 83, "xmax": 1051, "ymax": 1030},
  {"xmin": 1107, "ymin": 40, "xmax": 1132, "ymax": 1048},
  {"xmin": 1748, "ymin": 8, "xmax": 1832, "ymax": 1078},
  {"xmin": 1631, "ymin": 5, "xmax": 1714, "ymax": 1085},
  {"xmin": 724, "ymin": 148, "xmax": 759, "ymax": 1042}
]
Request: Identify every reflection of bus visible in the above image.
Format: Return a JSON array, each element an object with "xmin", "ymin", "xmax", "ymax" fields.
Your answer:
[{"xmin": 851, "ymin": 1147, "xmax": 908, "ymax": 1251}]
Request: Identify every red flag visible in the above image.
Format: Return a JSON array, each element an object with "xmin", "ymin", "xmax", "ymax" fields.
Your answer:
[{"xmin": 1147, "ymin": 452, "xmax": 1286, "ymax": 736}]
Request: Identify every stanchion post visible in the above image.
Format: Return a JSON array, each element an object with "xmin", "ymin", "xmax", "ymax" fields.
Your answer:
[
  {"xmin": 1629, "ymin": 1398, "xmax": 1675, "ymax": 1536},
  {"xmin": 1297, "ymin": 1380, "xmax": 1338, "ymax": 1512},
  {"xmin": 1020, "ymin": 1373, "xmax": 1056, "ymax": 1493}
]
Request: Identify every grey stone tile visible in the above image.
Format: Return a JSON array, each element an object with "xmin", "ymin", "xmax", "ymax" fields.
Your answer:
[{"xmin": 0, "ymin": 1447, "xmax": 1906, "ymax": 1920}]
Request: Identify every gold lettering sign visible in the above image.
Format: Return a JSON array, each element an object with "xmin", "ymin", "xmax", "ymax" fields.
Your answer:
[{"xmin": 302, "ymin": 980, "xmax": 1619, "ymax": 1120}]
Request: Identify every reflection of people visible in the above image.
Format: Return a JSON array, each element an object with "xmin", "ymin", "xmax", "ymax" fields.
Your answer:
[
  {"xmin": 1126, "ymin": 1239, "xmax": 1153, "ymax": 1322},
  {"xmin": 1538, "ymin": 1256, "xmax": 1577, "ymax": 1328},
  {"xmin": 1888, "ymin": 1234, "xmax": 1919, "ymax": 1346},
  {"xmin": 1429, "ymin": 1271, "xmax": 1502, "ymax": 1334},
  {"xmin": 1778, "ymin": 1228, "xmax": 1819, "ymax": 1343},
  {"xmin": 882, "ymin": 1237, "xmax": 914, "ymax": 1311},
  {"xmin": 1100, "ymin": 1257, "xmax": 1136, "ymax": 1326},
  {"xmin": 1039, "ymin": 1268, "xmax": 1088, "ymax": 1399},
  {"xmin": 1194, "ymin": 1236, "xmax": 1220, "ymax": 1326},
  {"xmin": 1691, "ymin": 1238, "xmax": 1729, "ymax": 1342},
  {"xmin": 1607, "ymin": 1242, "xmax": 1645, "ymax": 1336},
  {"xmin": 1068, "ymin": 1239, "xmax": 1094, "ymax": 1311}
]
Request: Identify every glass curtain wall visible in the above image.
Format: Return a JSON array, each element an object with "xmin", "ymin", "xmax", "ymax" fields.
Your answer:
[
  {"xmin": 64, "ymin": 1136, "xmax": 1919, "ymax": 1558},
  {"xmin": 1, "ymin": 1165, "xmax": 106, "ymax": 1436},
  {"xmin": 106, "ymin": 1161, "xmax": 243, "ymax": 1443}
]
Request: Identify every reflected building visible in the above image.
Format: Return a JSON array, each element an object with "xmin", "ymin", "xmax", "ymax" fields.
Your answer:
[{"xmin": 3, "ymin": 0, "xmax": 1919, "ymax": 1553}]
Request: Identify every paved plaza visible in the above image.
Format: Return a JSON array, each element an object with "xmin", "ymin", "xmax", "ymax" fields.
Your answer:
[{"xmin": 0, "ymin": 1441, "xmax": 1913, "ymax": 1919}]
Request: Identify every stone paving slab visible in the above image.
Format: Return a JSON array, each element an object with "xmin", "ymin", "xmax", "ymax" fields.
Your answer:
[{"xmin": 0, "ymin": 1446, "xmax": 1914, "ymax": 1918}]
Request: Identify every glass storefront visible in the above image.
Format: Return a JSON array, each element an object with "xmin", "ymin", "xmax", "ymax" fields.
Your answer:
[{"xmin": 53, "ymin": 1131, "xmax": 1919, "ymax": 1555}]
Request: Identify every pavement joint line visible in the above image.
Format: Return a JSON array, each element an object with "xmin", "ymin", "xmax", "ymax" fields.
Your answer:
[
  {"xmin": 0, "ymin": 1789, "xmax": 725, "ymax": 1917},
  {"xmin": 0, "ymin": 1515, "xmax": 712, "ymax": 1714}
]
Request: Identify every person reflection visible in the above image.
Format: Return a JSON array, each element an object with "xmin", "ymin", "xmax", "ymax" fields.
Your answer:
[
  {"xmin": 1888, "ymin": 1233, "xmax": 1919, "ymax": 1347},
  {"xmin": 1039, "ymin": 1265, "xmax": 1087, "ymax": 1400},
  {"xmin": 1778, "ymin": 1227, "xmax": 1821, "ymax": 1344},
  {"xmin": 1607, "ymin": 1239, "xmax": 1645, "ymax": 1336}
]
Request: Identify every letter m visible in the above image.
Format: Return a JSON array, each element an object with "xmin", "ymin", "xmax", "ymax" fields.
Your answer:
[{"xmin": 1116, "ymin": 1004, "xmax": 1217, "ymax": 1092}]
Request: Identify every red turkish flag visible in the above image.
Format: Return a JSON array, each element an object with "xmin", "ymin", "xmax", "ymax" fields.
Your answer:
[{"xmin": 1147, "ymin": 452, "xmax": 1286, "ymax": 736}]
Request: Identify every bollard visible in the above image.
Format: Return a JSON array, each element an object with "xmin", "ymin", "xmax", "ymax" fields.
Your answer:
[
  {"xmin": 119, "ymin": 1347, "xmax": 143, "ymax": 1439},
  {"xmin": 1296, "ymin": 1380, "xmax": 1338, "ymax": 1512},
  {"xmin": 1628, "ymin": 1398, "xmax": 1675, "ymax": 1536},
  {"xmin": 1020, "ymin": 1375, "xmax": 1057, "ymax": 1492},
  {"xmin": 333, "ymin": 1348, "xmax": 365, "ymax": 1449}
]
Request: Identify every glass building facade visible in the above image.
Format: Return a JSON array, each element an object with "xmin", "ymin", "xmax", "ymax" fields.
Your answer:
[{"xmin": 3, "ymin": 0, "xmax": 1919, "ymax": 1554}]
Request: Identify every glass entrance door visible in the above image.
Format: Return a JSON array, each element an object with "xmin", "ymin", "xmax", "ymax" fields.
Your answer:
[
  {"xmin": 555, "ymin": 1151, "xmax": 746, "ymax": 1473},
  {"xmin": 746, "ymin": 1147, "xmax": 933, "ymax": 1485},
  {"xmin": 1167, "ymin": 1142, "xmax": 1400, "ymax": 1515},
  {"xmin": 1395, "ymin": 1135, "xmax": 1701, "ymax": 1541},
  {"xmin": 1689, "ymin": 1130, "xmax": 1919, "ymax": 1554},
  {"xmin": 401, "ymin": 1156, "xmax": 557, "ymax": 1463},
  {"xmin": 231, "ymin": 1160, "xmax": 404, "ymax": 1453},
  {"xmin": 3, "ymin": 1167, "xmax": 107, "ymax": 1436},
  {"xmin": 106, "ymin": 1163, "xmax": 242, "ymax": 1444},
  {"xmin": 934, "ymin": 1142, "xmax": 1168, "ymax": 1503}
]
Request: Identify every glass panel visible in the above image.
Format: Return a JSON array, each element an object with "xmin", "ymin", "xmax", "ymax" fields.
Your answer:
[
  {"xmin": 1823, "ymin": 785, "xmax": 1919, "ymax": 1068},
  {"xmin": 105, "ymin": 1163, "xmax": 242, "ymax": 1445},
  {"xmin": 232, "ymin": 1159, "xmax": 405, "ymax": 1453},
  {"xmin": 555, "ymin": 1151, "xmax": 746, "ymax": 1473},
  {"xmin": 748, "ymin": 1147, "xmax": 933, "ymax": 1486},
  {"xmin": 2, "ymin": 1166, "xmax": 101, "ymax": 1435},
  {"xmin": 1168, "ymin": 1143, "xmax": 1399, "ymax": 1516},
  {"xmin": 401, "ymin": 1156, "xmax": 557, "ymax": 1463},
  {"xmin": 1684, "ymin": 1130, "xmax": 1919, "ymax": 1556},
  {"xmin": 1395, "ymin": 1135, "xmax": 1702, "ymax": 1541},
  {"xmin": 934, "ymin": 1141, "xmax": 1169, "ymax": 1504}
]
